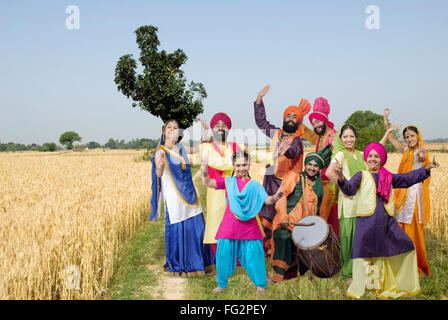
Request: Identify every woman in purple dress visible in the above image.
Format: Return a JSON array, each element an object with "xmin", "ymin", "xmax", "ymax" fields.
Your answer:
[{"xmin": 328, "ymin": 140, "xmax": 439, "ymax": 299}]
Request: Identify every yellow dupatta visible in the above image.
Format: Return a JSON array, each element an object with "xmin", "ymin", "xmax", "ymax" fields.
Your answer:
[{"xmin": 394, "ymin": 126, "xmax": 431, "ymax": 225}]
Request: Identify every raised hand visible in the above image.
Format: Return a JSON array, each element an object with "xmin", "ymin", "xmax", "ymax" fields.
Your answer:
[
  {"xmin": 331, "ymin": 158, "xmax": 344, "ymax": 182},
  {"xmin": 425, "ymin": 156, "xmax": 440, "ymax": 171},
  {"xmin": 384, "ymin": 108, "xmax": 392, "ymax": 130},
  {"xmin": 417, "ymin": 146, "xmax": 426, "ymax": 161},
  {"xmin": 200, "ymin": 119, "xmax": 208, "ymax": 131},
  {"xmin": 277, "ymin": 137, "xmax": 291, "ymax": 157},
  {"xmin": 386, "ymin": 121, "xmax": 399, "ymax": 135},
  {"xmin": 256, "ymin": 84, "xmax": 271, "ymax": 102}
]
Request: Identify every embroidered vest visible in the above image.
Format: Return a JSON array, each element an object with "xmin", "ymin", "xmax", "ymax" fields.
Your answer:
[{"xmin": 356, "ymin": 171, "xmax": 395, "ymax": 217}]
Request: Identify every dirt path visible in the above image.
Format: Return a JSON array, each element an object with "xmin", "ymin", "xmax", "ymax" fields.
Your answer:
[{"xmin": 150, "ymin": 169, "xmax": 202, "ymax": 300}]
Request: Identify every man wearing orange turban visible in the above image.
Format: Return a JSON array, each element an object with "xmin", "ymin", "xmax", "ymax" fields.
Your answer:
[{"xmin": 253, "ymin": 84, "xmax": 317, "ymax": 256}]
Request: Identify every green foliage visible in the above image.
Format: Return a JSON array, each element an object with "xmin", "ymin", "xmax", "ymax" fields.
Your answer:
[
  {"xmin": 87, "ymin": 141, "xmax": 101, "ymax": 149},
  {"xmin": 114, "ymin": 25, "xmax": 207, "ymax": 129},
  {"xmin": 344, "ymin": 110, "xmax": 396, "ymax": 152},
  {"xmin": 41, "ymin": 142, "xmax": 57, "ymax": 152},
  {"xmin": 59, "ymin": 131, "xmax": 82, "ymax": 150}
]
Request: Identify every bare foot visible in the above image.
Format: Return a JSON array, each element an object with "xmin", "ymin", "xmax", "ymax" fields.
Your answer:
[
  {"xmin": 345, "ymin": 278, "xmax": 352, "ymax": 286},
  {"xmin": 212, "ymin": 287, "xmax": 225, "ymax": 294},
  {"xmin": 256, "ymin": 286, "xmax": 265, "ymax": 293}
]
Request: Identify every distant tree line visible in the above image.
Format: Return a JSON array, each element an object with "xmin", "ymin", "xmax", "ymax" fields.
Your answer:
[
  {"xmin": 0, "ymin": 142, "xmax": 61, "ymax": 152},
  {"xmin": 0, "ymin": 138, "xmax": 160, "ymax": 152},
  {"xmin": 424, "ymin": 138, "xmax": 448, "ymax": 143}
]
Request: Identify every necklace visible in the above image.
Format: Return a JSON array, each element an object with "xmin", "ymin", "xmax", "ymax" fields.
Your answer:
[{"xmin": 307, "ymin": 178, "xmax": 316, "ymax": 189}]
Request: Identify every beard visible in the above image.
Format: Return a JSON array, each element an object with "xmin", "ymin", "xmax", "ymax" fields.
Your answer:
[
  {"xmin": 212, "ymin": 129, "xmax": 228, "ymax": 142},
  {"xmin": 314, "ymin": 122, "xmax": 327, "ymax": 136},
  {"xmin": 282, "ymin": 120, "xmax": 299, "ymax": 134}
]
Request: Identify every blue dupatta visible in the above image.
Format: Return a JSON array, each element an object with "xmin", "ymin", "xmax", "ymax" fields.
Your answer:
[
  {"xmin": 150, "ymin": 135, "xmax": 199, "ymax": 221},
  {"xmin": 225, "ymin": 176, "xmax": 268, "ymax": 222}
]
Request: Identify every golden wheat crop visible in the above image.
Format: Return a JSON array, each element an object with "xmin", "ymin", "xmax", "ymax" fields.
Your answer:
[
  {"xmin": 0, "ymin": 146, "xmax": 446, "ymax": 300},
  {"xmin": 0, "ymin": 150, "xmax": 150, "ymax": 299},
  {"xmin": 384, "ymin": 151, "xmax": 448, "ymax": 240}
]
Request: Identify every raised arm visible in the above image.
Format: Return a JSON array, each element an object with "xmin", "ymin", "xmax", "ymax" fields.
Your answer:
[
  {"xmin": 379, "ymin": 123, "xmax": 398, "ymax": 146},
  {"xmin": 392, "ymin": 157, "xmax": 439, "ymax": 188},
  {"xmin": 185, "ymin": 119, "xmax": 210, "ymax": 154},
  {"xmin": 254, "ymin": 84, "xmax": 279, "ymax": 139},
  {"xmin": 300, "ymin": 123, "xmax": 319, "ymax": 146},
  {"xmin": 383, "ymin": 108, "xmax": 405, "ymax": 153}
]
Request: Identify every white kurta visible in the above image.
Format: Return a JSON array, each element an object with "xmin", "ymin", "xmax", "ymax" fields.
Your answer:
[
  {"xmin": 395, "ymin": 150, "xmax": 424, "ymax": 224},
  {"xmin": 160, "ymin": 164, "xmax": 202, "ymax": 224}
]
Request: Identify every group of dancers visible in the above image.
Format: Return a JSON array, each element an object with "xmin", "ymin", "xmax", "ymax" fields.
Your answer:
[{"xmin": 149, "ymin": 85, "xmax": 440, "ymax": 299}]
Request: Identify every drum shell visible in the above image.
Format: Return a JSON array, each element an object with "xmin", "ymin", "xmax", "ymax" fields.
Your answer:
[{"xmin": 295, "ymin": 226, "xmax": 342, "ymax": 278}]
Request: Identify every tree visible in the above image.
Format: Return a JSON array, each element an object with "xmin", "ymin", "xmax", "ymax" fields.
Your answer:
[
  {"xmin": 114, "ymin": 25, "xmax": 207, "ymax": 129},
  {"xmin": 59, "ymin": 131, "xmax": 82, "ymax": 150},
  {"xmin": 105, "ymin": 138, "xmax": 118, "ymax": 149},
  {"xmin": 344, "ymin": 110, "xmax": 398, "ymax": 152},
  {"xmin": 41, "ymin": 142, "xmax": 57, "ymax": 152},
  {"xmin": 87, "ymin": 141, "xmax": 101, "ymax": 149}
]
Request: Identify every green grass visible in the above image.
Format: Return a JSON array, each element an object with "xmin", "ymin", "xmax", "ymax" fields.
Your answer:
[
  {"xmin": 105, "ymin": 165, "xmax": 448, "ymax": 300},
  {"xmin": 105, "ymin": 216, "xmax": 166, "ymax": 300}
]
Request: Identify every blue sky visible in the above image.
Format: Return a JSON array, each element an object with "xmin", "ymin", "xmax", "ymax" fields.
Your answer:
[{"xmin": 1, "ymin": 0, "xmax": 447, "ymax": 145}]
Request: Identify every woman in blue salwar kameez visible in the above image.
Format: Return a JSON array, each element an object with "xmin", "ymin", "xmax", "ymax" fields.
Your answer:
[{"xmin": 150, "ymin": 120, "xmax": 215, "ymax": 277}]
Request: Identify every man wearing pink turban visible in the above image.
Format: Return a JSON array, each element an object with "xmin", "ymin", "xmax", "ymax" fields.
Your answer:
[
  {"xmin": 332, "ymin": 141, "xmax": 439, "ymax": 298},
  {"xmin": 307, "ymin": 97, "xmax": 339, "ymax": 238}
]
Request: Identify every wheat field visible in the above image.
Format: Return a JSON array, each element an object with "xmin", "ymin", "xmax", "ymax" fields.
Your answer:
[
  {"xmin": 0, "ymin": 150, "xmax": 150, "ymax": 299},
  {"xmin": 0, "ymin": 147, "xmax": 446, "ymax": 300}
]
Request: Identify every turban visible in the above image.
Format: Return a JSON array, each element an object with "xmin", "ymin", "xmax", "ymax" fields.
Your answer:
[
  {"xmin": 283, "ymin": 98, "xmax": 312, "ymax": 124},
  {"xmin": 309, "ymin": 97, "xmax": 335, "ymax": 129},
  {"xmin": 364, "ymin": 142, "xmax": 393, "ymax": 203},
  {"xmin": 304, "ymin": 144, "xmax": 332, "ymax": 169},
  {"xmin": 210, "ymin": 112, "xmax": 232, "ymax": 129}
]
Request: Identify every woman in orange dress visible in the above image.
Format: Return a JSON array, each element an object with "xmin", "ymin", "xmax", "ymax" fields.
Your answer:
[{"xmin": 383, "ymin": 108, "xmax": 431, "ymax": 277}]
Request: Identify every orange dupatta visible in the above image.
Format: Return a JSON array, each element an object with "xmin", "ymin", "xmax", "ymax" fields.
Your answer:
[{"xmin": 394, "ymin": 126, "xmax": 431, "ymax": 225}]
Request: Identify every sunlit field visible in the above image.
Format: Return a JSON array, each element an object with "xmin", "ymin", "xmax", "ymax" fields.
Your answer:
[
  {"xmin": 0, "ymin": 150, "xmax": 150, "ymax": 299},
  {"xmin": 1, "ymin": 146, "xmax": 446, "ymax": 299}
]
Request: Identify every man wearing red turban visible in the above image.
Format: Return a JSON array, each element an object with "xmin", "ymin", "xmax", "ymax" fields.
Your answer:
[{"xmin": 201, "ymin": 112, "xmax": 275, "ymax": 257}]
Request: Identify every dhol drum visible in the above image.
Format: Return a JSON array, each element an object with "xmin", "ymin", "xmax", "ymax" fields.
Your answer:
[{"xmin": 291, "ymin": 215, "xmax": 342, "ymax": 278}]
